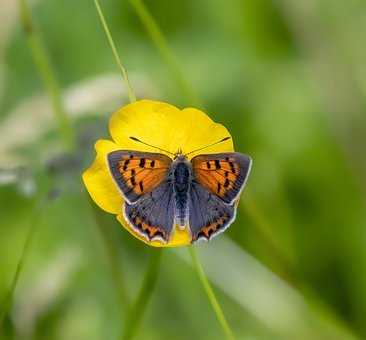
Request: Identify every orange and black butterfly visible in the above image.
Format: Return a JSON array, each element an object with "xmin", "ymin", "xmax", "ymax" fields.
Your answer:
[{"xmin": 107, "ymin": 137, "xmax": 252, "ymax": 244}]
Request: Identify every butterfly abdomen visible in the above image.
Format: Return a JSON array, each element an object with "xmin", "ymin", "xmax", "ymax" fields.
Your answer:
[{"xmin": 173, "ymin": 161, "xmax": 191, "ymax": 227}]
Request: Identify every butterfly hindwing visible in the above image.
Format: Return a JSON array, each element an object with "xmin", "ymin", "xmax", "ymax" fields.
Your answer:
[
  {"xmin": 188, "ymin": 182, "xmax": 235, "ymax": 242},
  {"xmin": 124, "ymin": 181, "xmax": 175, "ymax": 243},
  {"xmin": 192, "ymin": 152, "xmax": 252, "ymax": 205},
  {"xmin": 107, "ymin": 150, "xmax": 172, "ymax": 203}
]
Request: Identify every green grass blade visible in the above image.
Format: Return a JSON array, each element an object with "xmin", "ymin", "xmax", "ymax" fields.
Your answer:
[
  {"xmin": 89, "ymin": 199, "xmax": 130, "ymax": 309},
  {"xmin": 0, "ymin": 186, "xmax": 47, "ymax": 331},
  {"xmin": 94, "ymin": 0, "xmax": 136, "ymax": 103},
  {"xmin": 189, "ymin": 246, "xmax": 235, "ymax": 340},
  {"xmin": 129, "ymin": 0, "xmax": 201, "ymax": 107},
  {"xmin": 122, "ymin": 249, "xmax": 163, "ymax": 340}
]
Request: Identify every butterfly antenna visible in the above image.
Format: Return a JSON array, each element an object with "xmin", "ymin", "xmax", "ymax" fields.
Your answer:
[
  {"xmin": 129, "ymin": 136, "xmax": 175, "ymax": 156},
  {"xmin": 185, "ymin": 136, "xmax": 231, "ymax": 156}
]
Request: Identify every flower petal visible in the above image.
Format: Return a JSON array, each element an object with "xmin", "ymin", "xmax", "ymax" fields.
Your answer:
[
  {"xmin": 179, "ymin": 107, "xmax": 234, "ymax": 157},
  {"xmin": 109, "ymin": 100, "xmax": 234, "ymax": 157},
  {"xmin": 82, "ymin": 139, "xmax": 123, "ymax": 214}
]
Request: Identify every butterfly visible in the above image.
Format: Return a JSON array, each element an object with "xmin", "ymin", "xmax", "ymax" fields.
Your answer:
[{"xmin": 107, "ymin": 136, "xmax": 252, "ymax": 244}]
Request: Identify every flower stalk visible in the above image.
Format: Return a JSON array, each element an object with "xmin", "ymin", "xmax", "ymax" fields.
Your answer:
[
  {"xmin": 0, "ymin": 187, "xmax": 45, "ymax": 330},
  {"xmin": 122, "ymin": 250, "xmax": 163, "ymax": 340},
  {"xmin": 94, "ymin": 0, "xmax": 137, "ymax": 103},
  {"xmin": 189, "ymin": 247, "xmax": 236, "ymax": 340},
  {"xmin": 128, "ymin": 0, "xmax": 201, "ymax": 107}
]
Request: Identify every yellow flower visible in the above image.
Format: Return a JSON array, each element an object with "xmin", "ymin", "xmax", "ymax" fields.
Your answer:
[{"xmin": 82, "ymin": 99, "xmax": 234, "ymax": 247}]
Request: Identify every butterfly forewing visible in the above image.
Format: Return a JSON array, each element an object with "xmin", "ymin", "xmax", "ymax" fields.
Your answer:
[
  {"xmin": 191, "ymin": 152, "xmax": 252, "ymax": 205},
  {"xmin": 107, "ymin": 150, "xmax": 172, "ymax": 203}
]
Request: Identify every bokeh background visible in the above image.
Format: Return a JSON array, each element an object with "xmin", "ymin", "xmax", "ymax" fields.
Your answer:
[{"xmin": 1, "ymin": 0, "xmax": 366, "ymax": 339}]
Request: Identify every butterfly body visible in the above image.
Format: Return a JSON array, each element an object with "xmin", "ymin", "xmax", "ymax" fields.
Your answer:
[
  {"xmin": 169, "ymin": 155, "xmax": 192, "ymax": 228},
  {"xmin": 107, "ymin": 147, "xmax": 252, "ymax": 245}
]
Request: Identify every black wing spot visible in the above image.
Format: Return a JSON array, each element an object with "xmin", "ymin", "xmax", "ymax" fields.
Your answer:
[
  {"xmin": 123, "ymin": 159, "xmax": 130, "ymax": 171},
  {"xmin": 217, "ymin": 182, "xmax": 221, "ymax": 194},
  {"xmin": 139, "ymin": 158, "xmax": 146, "ymax": 168},
  {"xmin": 229, "ymin": 161, "xmax": 236, "ymax": 174},
  {"xmin": 224, "ymin": 178, "xmax": 230, "ymax": 188},
  {"xmin": 150, "ymin": 160, "xmax": 155, "ymax": 168},
  {"xmin": 154, "ymin": 230, "xmax": 164, "ymax": 238},
  {"xmin": 214, "ymin": 160, "xmax": 221, "ymax": 169},
  {"xmin": 139, "ymin": 181, "xmax": 144, "ymax": 192},
  {"xmin": 206, "ymin": 161, "xmax": 211, "ymax": 169}
]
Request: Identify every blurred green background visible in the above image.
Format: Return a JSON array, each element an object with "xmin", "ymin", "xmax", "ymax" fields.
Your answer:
[{"xmin": 1, "ymin": 0, "xmax": 366, "ymax": 339}]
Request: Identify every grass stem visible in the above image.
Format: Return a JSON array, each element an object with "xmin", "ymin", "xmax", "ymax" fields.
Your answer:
[
  {"xmin": 90, "ymin": 200, "xmax": 130, "ymax": 309},
  {"xmin": 128, "ymin": 0, "xmax": 201, "ymax": 107},
  {"xmin": 94, "ymin": 0, "xmax": 137, "ymax": 103},
  {"xmin": 189, "ymin": 247, "xmax": 235, "ymax": 340},
  {"xmin": 122, "ymin": 249, "xmax": 162, "ymax": 340},
  {"xmin": 0, "ymin": 182, "xmax": 47, "ymax": 331}
]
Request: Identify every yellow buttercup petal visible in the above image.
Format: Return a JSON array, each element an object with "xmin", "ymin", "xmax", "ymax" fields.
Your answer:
[
  {"xmin": 109, "ymin": 100, "xmax": 234, "ymax": 157},
  {"xmin": 82, "ymin": 139, "xmax": 122, "ymax": 214},
  {"xmin": 179, "ymin": 107, "xmax": 234, "ymax": 157},
  {"xmin": 83, "ymin": 99, "xmax": 235, "ymax": 247}
]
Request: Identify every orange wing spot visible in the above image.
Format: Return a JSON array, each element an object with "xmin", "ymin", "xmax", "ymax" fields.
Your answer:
[
  {"xmin": 195, "ymin": 214, "xmax": 229, "ymax": 240},
  {"xmin": 133, "ymin": 216, "xmax": 167, "ymax": 241}
]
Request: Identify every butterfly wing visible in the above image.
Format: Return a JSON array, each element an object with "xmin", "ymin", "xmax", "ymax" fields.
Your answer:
[
  {"xmin": 124, "ymin": 181, "xmax": 175, "ymax": 243},
  {"xmin": 188, "ymin": 182, "xmax": 235, "ymax": 242},
  {"xmin": 107, "ymin": 150, "xmax": 172, "ymax": 204},
  {"xmin": 191, "ymin": 152, "xmax": 252, "ymax": 205}
]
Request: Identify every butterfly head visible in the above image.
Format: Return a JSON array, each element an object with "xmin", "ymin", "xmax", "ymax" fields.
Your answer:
[{"xmin": 173, "ymin": 148, "xmax": 185, "ymax": 160}]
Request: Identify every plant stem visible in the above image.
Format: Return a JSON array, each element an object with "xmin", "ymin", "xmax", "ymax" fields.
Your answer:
[
  {"xmin": 94, "ymin": 0, "xmax": 136, "ymax": 103},
  {"xmin": 19, "ymin": 0, "xmax": 75, "ymax": 150},
  {"xmin": 128, "ymin": 0, "xmax": 201, "ymax": 107},
  {"xmin": 122, "ymin": 249, "xmax": 162, "ymax": 340},
  {"xmin": 189, "ymin": 247, "xmax": 235, "ymax": 340},
  {"xmin": 0, "ymin": 181, "xmax": 47, "ymax": 330},
  {"xmin": 90, "ymin": 200, "xmax": 130, "ymax": 308}
]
